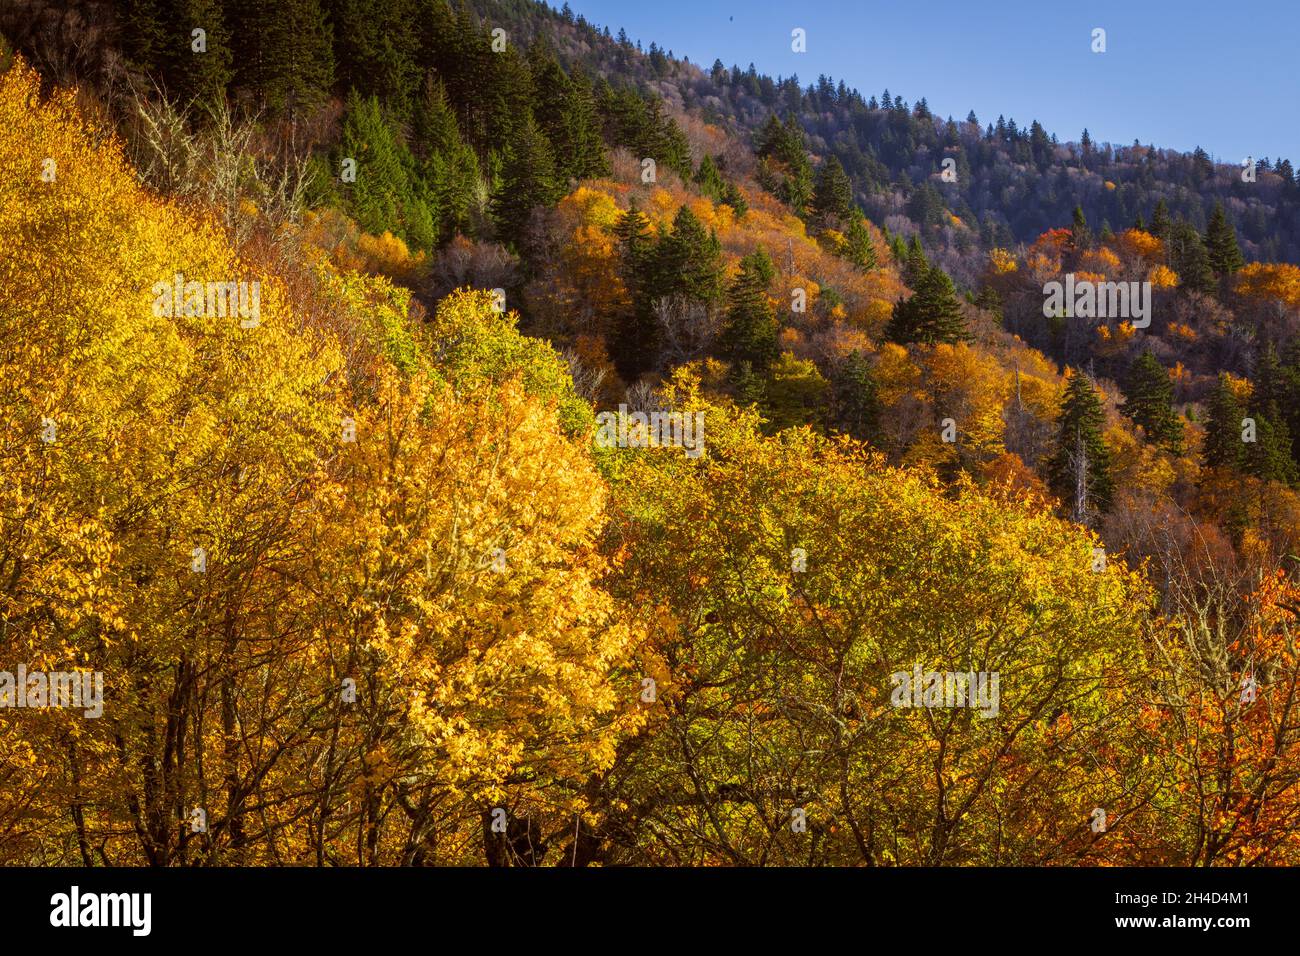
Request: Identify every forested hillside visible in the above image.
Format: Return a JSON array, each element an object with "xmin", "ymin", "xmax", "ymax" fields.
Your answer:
[{"xmin": 3, "ymin": 0, "xmax": 1300, "ymax": 867}]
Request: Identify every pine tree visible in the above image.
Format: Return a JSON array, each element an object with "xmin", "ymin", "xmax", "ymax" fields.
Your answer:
[
  {"xmin": 812, "ymin": 155, "xmax": 853, "ymax": 225},
  {"xmin": 492, "ymin": 111, "xmax": 561, "ymax": 246},
  {"xmin": 1204, "ymin": 202, "xmax": 1245, "ymax": 277},
  {"xmin": 843, "ymin": 214, "xmax": 877, "ymax": 270},
  {"xmin": 885, "ymin": 266, "xmax": 968, "ymax": 345},
  {"xmin": 165, "ymin": 0, "xmax": 233, "ymax": 105},
  {"xmin": 903, "ymin": 234, "xmax": 929, "ymax": 287},
  {"xmin": 1244, "ymin": 413, "xmax": 1300, "ymax": 485},
  {"xmin": 829, "ymin": 350, "xmax": 881, "ymax": 444},
  {"xmin": 340, "ymin": 91, "xmax": 415, "ymax": 239},
  {"xmin": 1048, "ymin": 370, "xmax": 1114, "ymax": 522},
  {"xmin": 694, "ymin": 155, "xmax": 725, "ymax": 200},
  {"xmin": 227, "ymin": 0, "xmax": 333, "ymax": 113},
  {"xmin": 1123, "ymin": 351, "xmax": 1183, "ymax": 452},
  {"xmin": 718, "ymin": 248, "xmax": 778, "ymax": 370},
  {"xmin": 1070, "ymin": 205, "xmax": 1091, "ymax": 252},
  {"xmin": 122, "ymin": 0, "xmax": 169, "ymax": 74},
  {"xmin": 1149, "ymin": 199, "xmax": 1172, "ymax": 241},
  {"xmin": 651, "ymin": 205, "xmax": 724, "ymax": 304},
  {"xmin": 330, "ymin": 0, "xmax": 420, "ymax": 114},
  {"xmin": 565, "ymin": 69, "xmax": 611, "ymax": 181},
  {"xmin": 1203, "ymin": 373, "xmax": 1246, "ymax": 470},
  {"xmin": 414, "ymin": 77, "xmax": 480, "ymax": 241},
  {"xmin": 1168, "ymin": 220, "xmax": 1215, "ymax": 294},
  {"xmin": 719, "ymin": 180, "xmax": 748, "ymax": 216},
  {"xmin": 610, "ymin": 200, "xmax": 659, "ymax": 381}
]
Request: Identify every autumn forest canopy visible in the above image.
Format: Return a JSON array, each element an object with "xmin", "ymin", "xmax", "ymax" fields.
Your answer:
[{"xmin": 4, "ymin": 0, "xmax": 1300, "ymax": 870}]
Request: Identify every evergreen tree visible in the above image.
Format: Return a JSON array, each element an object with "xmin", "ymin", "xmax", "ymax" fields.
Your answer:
[
  {"xmin": 525, "ymin": 46, "xmax": 606, "ymax": 184},
  {"xmin": 414, "ymin": 77, "xmax": 480, "ymax": 241},
  {"xmin": 1048, "ymin": 370, "xmax": 1114, "ymax": 522},
  {"xmin": 610, "ymin": 200, "xmax": 659, "ymax": 380},
  {"xmin": 1070, "ymin": 204, "xmax": 1091, "ymax": 251},
  {"xmin": 1204, "ymin": 202, "xmax": 1245, "ymax": 277},
  {"xmin": 719, "ymin": 180, "xmax": 748, "ymax": 216},
  {"xmin": 329, "ymin": 0, "xmax": 420, "ymax": 114},
  {"xmin": 340, "ymin": 91, "xmax": 422, "ymax": 241},
  {"xmin": 1203, "ymin": 373, "xmax": 1246, "ymax": 470},
  {"xmin": 564, "ymin": 69, "xmax": 611, "ymax": 180},
  {"xmin": 641, "ymin": 96, "xmax": 692, "ymax": 179},
  {"xmin": 829, "ymin": 350, "xmax": 881, "ymax": 444},
  {"xmin": 903, "ymin": 234, "xmax": 929, "ymax": 286},
  {"xmin": 756, "ymin": 113, "xmax": 813, "ymax": 214},
  {"xmin": 1123, "ymin": 351, "xmax": 1183, "ymax": 452},
  {"xmin": 651, "ymin": 205, "xmax": 724, "ymax": 304},
  {"xmin": 718, "ymin": 248, "xmax": 778, "ymax": 370},
  {"xmin": 731, "ymin": 360, "xmax": 767, "ymax": 408},
  {"xmin": 492, "ymin": 111, "xmax": 561, "ymax": 246},
  {"xmin": 166, "ymin": 0, "xmax": 233, "ymax": 105},
  {"xmin": 227, "ymin": 0, "xmax": 335, "ymax": 114},
  {"xmin": 1167, "ymin": 220, "xmax": 1215, "ymax": 294},
  {"xmin": 614, "ymin": 199, "xmax": 655, "ymax": 275},
  {"xmin": 1244, "ymin": 413, "xmax": 1300, "ymax": 485},
  {"xmin": 885, "ymin": 266, "xmax": 968, "ymax": 345},
  {"xmin": 1149, "ymin": 199, "xmax": 1172, "ymax": 241},
  {"xmin": 843, "ymin": 214, "xmax": 877, "ymax": 270},
  {"xmin": 812, "ymin": 155, "xmax": 854, "ymax": 224},
  {"xmin": 122, "ymin": 0, "xmax": 169, "ymax": 74},
  {"xmin": 694, "ymin": 154, "xmax": 725, "ymax": 200}
]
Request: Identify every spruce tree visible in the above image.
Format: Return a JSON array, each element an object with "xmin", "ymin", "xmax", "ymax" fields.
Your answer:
[
  {"xmin": 829, "ymin": 350, "xmax": 882, "ymax": 444},
  {"xmin": 812, "ymin": 155, "xmax": 854, "ymax": 225},
  {"xmin": 843, "ymin": 214, "xmax": 877, "ymax": 270},
  {"xmin": 903, "ymin": 234, "xmax": 928, "ymax": 286},
  {"xmin": 122, "ymin": 0, "xmax": 169, "ymax": 74},
  {"xmin": 492, "ymin": 111, "xmax": 561, "ymax": 246},
  {"xmin": 565, "ymin": 69, "xmax": 611, "ymax": 181},
  {"xmin": 1149, "ymin": 199, "xmax": 1172, "ymax": 241},
  {"xmin": 1204, "ymin": 202, "xmax": 1245, "ymax": 277},
  {"xmin": 1168, "ymin": 220, "xmax": 1215, "ymax": 294},
  {"xmin": 1244, "ymin": 413, "xmax": 1300, "ymax": 485},
  {"xmin": 885, "ymin": 266, "xmax": 968, "ymax": 345},
  {"xmin": 330, "ymin": 0, "xmax": 420, "ymax": 115},
  {"xmin": 1204, "ymin": 373, "xmax": 1246, "ymax": 470},
  {"xmin": 1048, "ymin": 370, "xmax": 1114, "ymax": 522},
  {"xmin": 614, "ymin": 199, "xmax": 654, "ymax": 277},
  {"xmin": 694, "ymin": 155, "xmax": 725, "ymax": 200},
  {"xmin": 719, "ymin": 180, "xmax": 748, "ymax": 216},
  {"xmin": 340, "ymin": 91, "xmax": 413, "ymax": 238},
  {"xmin": 1070, "ymin": 205, "xmax": 1091, "ymax": 252},
  {"xmin": 1123, "ymin": 350, "xmax": 1183, "ymax": 452},
  {"xmin": 718, "ymin": 248, "xmax": 779, "ymax": 370},
  {"xmin": 415, "ymin": 77, "xmax": 480, "ymax": 241},
  {"xmin": 610, "ymin": 200, "xmax": 658, "ymax": 380},
  {"xmin": 227, "ymin": 0, "xmax": 334, "ymax": 113},
  {"xmin": 165, "ymin": 0, "xmax": 233, "ymax": 105},
  {"xmin": 652, "ymin": 205, "xmax": 723, "ymax": 304}
]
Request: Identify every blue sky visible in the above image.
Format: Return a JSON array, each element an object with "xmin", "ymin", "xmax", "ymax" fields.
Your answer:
[{"xmin": 565, "ymin": 0, "xmax": 1300, "ymax": 165}]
